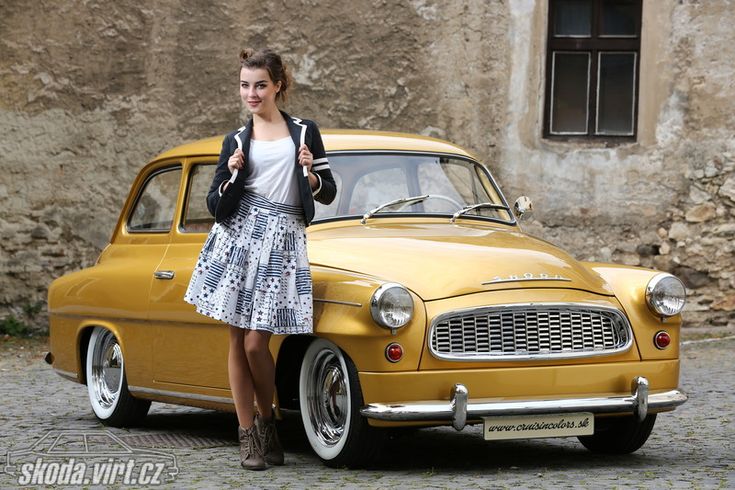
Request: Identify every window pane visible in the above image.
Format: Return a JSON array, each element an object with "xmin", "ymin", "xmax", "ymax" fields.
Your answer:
[
  {"xmin": 551, "ymin": 52, "xmax": 590, "ymax": 134},
  {"xmin": 313, "ymin": 170, "xmax": 343, "ymax": 220},
  {"xmin": 128, "ymin": 167, "xmax": 181, "ymax": 232},
  {"xmin": 182, "ymin": 164, "xmax": 216, "ymax": 233},
  {"xmin": 602, "ymin": 0, "xmax": 637, "ymax": 36},
  {"xmin": 553, "ymin": 0, "xmax": 592, "ymax": 37},
  {"xmin": 350, "ymin": 167, "xmax": 409, "ymax": 213},
  {"xmin": 417, "ymin": 159, "xmax": 472, "ymax": 213},
  {"xmin": 596, "ymin": 52, "xmax": 635, "ymax": 135}
]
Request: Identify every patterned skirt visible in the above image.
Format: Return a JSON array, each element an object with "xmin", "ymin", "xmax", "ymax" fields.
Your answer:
[{"xmin": 184, "ymin": 192, "xmax": 312, "ymax": 334}]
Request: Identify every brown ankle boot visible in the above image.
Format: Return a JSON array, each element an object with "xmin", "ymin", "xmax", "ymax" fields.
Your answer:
[
  {"xmin": 238, "ymin": 425, "xmax": 266, "ymax": 470},
  {"xmin": 256, "ymin": 415, "xmax": 284, "ymax": 466}
]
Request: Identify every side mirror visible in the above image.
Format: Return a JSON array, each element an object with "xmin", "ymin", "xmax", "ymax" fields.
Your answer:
[{"xmin": 514, "ymin": 196, "xmax": 533, "ymax": 220}]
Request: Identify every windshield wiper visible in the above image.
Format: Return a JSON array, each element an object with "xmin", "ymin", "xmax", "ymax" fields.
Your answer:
[
  {"xmin": 361, "ymin": 195, "xmax": 430, "ymax": 224},
  {"xmin": 450, "ymin": 202, "xmax": 510, "ymax": 223}
]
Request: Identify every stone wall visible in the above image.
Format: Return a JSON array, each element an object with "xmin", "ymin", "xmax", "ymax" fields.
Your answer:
[
  {"xmin": 0, "ymin": 0, "xmax": 731, "ymax": 331},
  {"xmin": 502, "ymin": 0, "xmax": 734, "ymax": 329}
]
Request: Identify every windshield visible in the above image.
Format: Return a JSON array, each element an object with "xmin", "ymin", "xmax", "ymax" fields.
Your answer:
[{"xmin": 313, "ymin": 153, "xmax": 514, "ymax": 223}]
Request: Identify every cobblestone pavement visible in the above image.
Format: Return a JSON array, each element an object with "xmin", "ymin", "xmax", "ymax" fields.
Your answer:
[{"xmin": 0, "ymin": 336, "xmax": 733, "ymax": 489}]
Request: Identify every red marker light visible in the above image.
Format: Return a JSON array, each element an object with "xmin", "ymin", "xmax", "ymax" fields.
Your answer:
[
  {"xmin": 385, "ymin": 343, "xmax": 403, "ymax": 363},
  {"xmin": 654, "ymin": 331, "xmax": 671, "ymax": 349}
]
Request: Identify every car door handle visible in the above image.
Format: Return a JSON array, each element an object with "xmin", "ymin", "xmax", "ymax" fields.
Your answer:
[{"xmin": 153, "ymin": 270, "xmax": 175, "ymax": 280}]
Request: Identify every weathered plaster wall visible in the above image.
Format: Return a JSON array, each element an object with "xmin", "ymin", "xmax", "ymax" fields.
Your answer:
[
  {"xmin": 0, "ymin": 0, "xmax": 510, "ymax": 330},
  {"xmin": 0, "ymin": 0, "xmax": 731, "ymax": 331},
  {"xmin": 503, "ymin": 0, "xmax": 734, "ymax": 328}
]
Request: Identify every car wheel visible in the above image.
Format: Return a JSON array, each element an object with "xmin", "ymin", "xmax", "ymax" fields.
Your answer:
[
  {"xmin": 86, "ymin": 327, "xmax": 150, "ymax": 427},
  {"xmin": 578, "ymin": 414, "xmax": 657, "ymax": 454},
  {"xmin": 299, "ymin": 338, "xmax": 384, "ymax": 468}
]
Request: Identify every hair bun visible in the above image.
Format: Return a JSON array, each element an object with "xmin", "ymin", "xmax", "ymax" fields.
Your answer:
[{"xmin": 239, "ymin": 48, "xmax": 255, "ymax": 63}]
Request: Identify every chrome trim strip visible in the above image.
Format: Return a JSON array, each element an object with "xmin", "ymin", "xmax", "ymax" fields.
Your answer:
[
  {"xmin": 428, "ymin": 302, "xmax": 634, "ymax": 362},
  {"xmin": 313, "ymin": 298, "xmax": 362, "ymax": 307},
  {"xmin": 482, "ymin": 276, "xmax": 572, "ymax": 285},
  {"xmin": 360, "ymin": 379, "xmax": 687, "ymax": 429},
  {"xmin": 128, "ymin": 385, "xmax": 234, "ymax": 405},
  {"xmin": 48, "ymin": 312, "xmax": 204, "ymax": 327},
  {"xmin": 53, "ymin": 368, "xmax": 78, "ymax": 381}
]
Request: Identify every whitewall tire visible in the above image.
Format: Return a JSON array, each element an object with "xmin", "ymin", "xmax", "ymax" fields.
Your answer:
[
  {"xmin": 85, "ymin": 327, "xmax": 150, "ymax": 427},
  {"xmin": 299, "ymin": 338, "xmax": 383, "ymax": 468}
]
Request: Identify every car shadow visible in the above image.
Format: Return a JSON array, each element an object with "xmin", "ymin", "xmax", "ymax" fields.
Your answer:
[{"xmin": 126, "ymin": 405, "xmax": 666, "ymax": 472}]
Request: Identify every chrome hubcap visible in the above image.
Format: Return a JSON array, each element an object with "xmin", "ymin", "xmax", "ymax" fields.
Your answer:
[
  {"xmin": 90, "ymin": 330, "xmax": 123, "ymax": 409},
  {"xmin": 307, "ymin": 350, "xmax": 348, "ymax": 447}
]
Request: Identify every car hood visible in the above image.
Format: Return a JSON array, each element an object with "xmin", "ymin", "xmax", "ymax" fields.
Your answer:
[{"xmin": 307, "ymin": 221, "xmax": 614, "ymax": 300}]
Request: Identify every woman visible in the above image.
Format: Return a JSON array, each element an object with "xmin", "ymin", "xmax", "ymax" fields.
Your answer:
[{"xmin": 184, "ymin": 48, "xmax": 337, "ymax": 470}]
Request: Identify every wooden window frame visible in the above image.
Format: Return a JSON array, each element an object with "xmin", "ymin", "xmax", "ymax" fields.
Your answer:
[{"xmin": 543, "ymin": 0, "xmax": 643, "ymax": 141}]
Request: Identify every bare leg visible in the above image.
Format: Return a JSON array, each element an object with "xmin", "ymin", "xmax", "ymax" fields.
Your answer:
[
  {"xmin": 228, "ymin": 326, "xmax": 256, "ymax": 428},
  {"xmin": 243, "ymin": 330, "xmax": 275, "ymax": 420}
]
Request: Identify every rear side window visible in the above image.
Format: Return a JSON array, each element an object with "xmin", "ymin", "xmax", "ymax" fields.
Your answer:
[
  {"xmin": 182, "ymin": 164, "xmax": 216, "ymax": 233},
  {"xmin": 128, "ymin": 166, "xmax": 182, "ymax": 232}
]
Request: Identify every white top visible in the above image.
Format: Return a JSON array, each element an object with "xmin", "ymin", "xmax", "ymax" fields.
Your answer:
[{"xmin": 242, "ymin": 136, "xmax": 301, "ymax": 207}]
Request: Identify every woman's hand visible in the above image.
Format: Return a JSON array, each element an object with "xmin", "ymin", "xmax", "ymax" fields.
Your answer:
[
  {"xmin": 228, "ymin": 148, "xmax": 244, "ymax": 173},
  {"xmin": 298, "ymin": 144, "xmax": 313, "ymax": 173}
]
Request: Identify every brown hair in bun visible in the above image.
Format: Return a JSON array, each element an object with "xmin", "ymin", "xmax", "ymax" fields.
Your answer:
[{"xmin": 239, "ymin": 48, "xmax": 292, "ymax": 103}]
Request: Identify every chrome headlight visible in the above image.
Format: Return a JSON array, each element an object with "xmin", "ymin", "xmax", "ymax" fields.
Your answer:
[
  {"xmin": 645, "ymin": 273, "xmax": 686, "ymax": 317},
  {"xmin": 370, "ymin": 283, "xmax": 414, "ymax": 332}
]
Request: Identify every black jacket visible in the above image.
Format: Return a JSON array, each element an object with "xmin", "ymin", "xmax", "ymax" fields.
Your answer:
[{"xmin": 206, "ymin": 110, "xmax": 337, "ymax": 225}]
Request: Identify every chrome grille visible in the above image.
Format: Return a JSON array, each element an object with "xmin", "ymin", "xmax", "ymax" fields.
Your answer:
[{"xmin": 429, "ymin": 303, "xmax": 632, "ymax": 361}]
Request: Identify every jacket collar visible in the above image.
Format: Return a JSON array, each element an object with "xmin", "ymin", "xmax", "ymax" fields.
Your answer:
[
  {"xmin": 234, "ymin": 110, "xmax": 305, "ymax": 150},
  {"xmin": 282, "ymin": 110, "xmax": 307, "ymax": 151},
  {"xmin": 233, "ymin": 119, "xmax": 252, "ymax": 151}
]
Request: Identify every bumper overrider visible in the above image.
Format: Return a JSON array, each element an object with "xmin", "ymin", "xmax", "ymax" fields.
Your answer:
[{"xmin": 360, "ymin": 376, "xmax": 687, "ymax": 430}]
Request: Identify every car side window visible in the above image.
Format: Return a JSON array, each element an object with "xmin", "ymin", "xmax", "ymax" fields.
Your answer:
[
  {"xmin": 313, "ymin": 170, "xmax": 343, "ymax": 220},
  {"xmin": 349, "ymin": 167, "xmax": 409, "ymax": 213},
  {"xmin": 182, "ymin": 164, "xmax": 216, "ymax": 233},
  {"xmin": 127, "ymin": 166, "xmax": 182, "ymax": 232}
]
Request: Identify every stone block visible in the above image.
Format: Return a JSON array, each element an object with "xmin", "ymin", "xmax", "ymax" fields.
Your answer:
[
  {"xmin": 673, "ymin": 265, "xmax": 712, "ymax": 289},
  {"xmin": 688, "ymin": 186, "xmax": 710, "ymax": 204},
  {"xmin": 719, "ymin": 176, "xmax": 735, "ymax": 201},
  {"xmin": 713, "ymin": 223, "xmax": 735, "ymax": 235},
  {"xmin": 685, "ymin": 203, "xmax": 716, "ymax": 222},
  {"xmin": 668, "ymin": 222, "xmax": 689, "ymax": 241},
  {"xmin": 711, "ymin": 295, "xmax": 735, "ymax": 311},
  {"xmin": 636, "ymin": 244, "xmax": 659, "ymax": 257},
  {"xmin": 30, "ymin": 226, "xmax": 49, "ymax": 240}
]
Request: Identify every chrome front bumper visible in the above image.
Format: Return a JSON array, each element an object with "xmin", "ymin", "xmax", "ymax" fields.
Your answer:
[{"xmin": 360, "ymin": 376, "xmax": 688, "ymax": 431}]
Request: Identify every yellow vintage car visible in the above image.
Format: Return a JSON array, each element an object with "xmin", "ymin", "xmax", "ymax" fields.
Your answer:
[{"xmin": 47, "ymin": 130, "xmax": 687, "ymax": 468}]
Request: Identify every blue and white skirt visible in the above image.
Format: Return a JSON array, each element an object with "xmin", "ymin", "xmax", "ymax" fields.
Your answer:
[{"xmin": 184, "ymin": 192, "xmax": 312, "ymax": 335}]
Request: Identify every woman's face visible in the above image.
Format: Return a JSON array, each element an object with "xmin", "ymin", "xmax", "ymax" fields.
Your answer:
[{"xmin": 239, "ymin": 66, "xmax": 281, "ymax": 115}]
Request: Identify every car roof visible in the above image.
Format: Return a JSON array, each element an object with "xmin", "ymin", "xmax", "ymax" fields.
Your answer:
[{"xmin": 153, "ymin": 129, "xmax": 476, "ymax": 161}]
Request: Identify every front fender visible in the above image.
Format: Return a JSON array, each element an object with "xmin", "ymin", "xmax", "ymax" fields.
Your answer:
[
  {"xmin": 309, "ymin": 266, "xmax": 426, "ymax": 371},
  {"xmin": 582, "ymin": 262, "xmax": 682, "ymax": 360}
]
